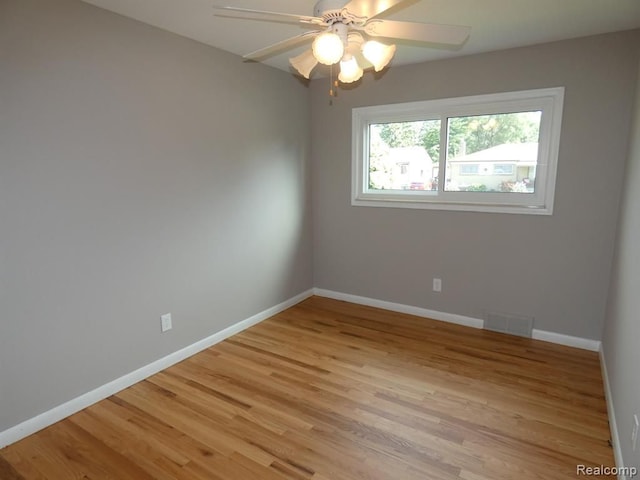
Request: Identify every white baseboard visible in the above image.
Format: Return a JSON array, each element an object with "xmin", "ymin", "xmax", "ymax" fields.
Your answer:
[
  {"xmin": 313, "ymin": 288, "xmax": 601, "ymax": 351},
  {"xmin": 0, "ymin": 289, "xmax": 314, "ymax": 449},
  {"xmin": 599, "ymin": 345, "xmax": 625, "ymax": 478},
  {"xmin": 532, "ymin": 329, "xmax": 601, "ymax": 352},
  {"xmin": 313, "ymin": 288, "xmax": 484, "ymax": 329}
]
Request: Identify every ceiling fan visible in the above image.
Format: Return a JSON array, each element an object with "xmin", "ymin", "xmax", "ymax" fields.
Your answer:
[{"xmin": 213, "ymin": 0, "xmax": 471, "ymax": 85}]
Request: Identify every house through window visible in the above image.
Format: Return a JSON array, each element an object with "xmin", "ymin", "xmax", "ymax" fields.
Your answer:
[{"xmin": 352, "ymin": 87, "xmax": 564, "ymax": 214}]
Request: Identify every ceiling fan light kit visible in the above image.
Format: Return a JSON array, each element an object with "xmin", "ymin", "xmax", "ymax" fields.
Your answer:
[
  {"xmin": 213, "ymin": 0, "xmax": 470, "ymax": 92},
  {"xmin": 362, "ymin": 40, "xmax": 397, "ymax": 72},
  {"xmin": 312, "ymin": 27, "xmax": 347, "ymax": 65},
  {"xmin": 338, "ymin": 54, "xmax": 364, "ymax": 83},
  {"xmin": 289, "ymin": 50, "xmax": 319, "ymax": 79}
]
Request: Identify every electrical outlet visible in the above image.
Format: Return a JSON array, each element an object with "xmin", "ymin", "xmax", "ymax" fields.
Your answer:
[
  {"xmin": 161, "ymin": 313, "xmax": 172, "ymax": 333},
  {"xmin": 433, "ymin": 278, "xmax": 442, "ymax": 293},
  {"xmin": 632, "ymin": 414, "xmax": 639, "ymax": 451}
]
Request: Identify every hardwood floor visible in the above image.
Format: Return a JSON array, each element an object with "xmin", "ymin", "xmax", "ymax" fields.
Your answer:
[{"xmin": 1, "ymin": 296, "xmax": 614, "ymax": 479}]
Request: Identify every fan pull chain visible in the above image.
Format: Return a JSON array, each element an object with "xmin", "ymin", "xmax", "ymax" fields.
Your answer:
[{"xmin": 329, "ymin": 64, "xmax": 338, "ymax": 104}]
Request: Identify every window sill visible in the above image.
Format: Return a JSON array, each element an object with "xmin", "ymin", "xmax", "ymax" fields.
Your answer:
[{"xmin": 351, "ymin": 196, "xmax": 553, "ymax": 215}]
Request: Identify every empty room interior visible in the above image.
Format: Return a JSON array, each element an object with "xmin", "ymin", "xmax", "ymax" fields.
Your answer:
[{"xmin": 2, "ymin": 0, "xmax": 640, "ymax": 478}]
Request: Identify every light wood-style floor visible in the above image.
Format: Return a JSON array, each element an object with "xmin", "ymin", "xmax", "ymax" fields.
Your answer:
[{"xmin": 1, "ymin": 296, "xmax": 614, "ymax": 479}]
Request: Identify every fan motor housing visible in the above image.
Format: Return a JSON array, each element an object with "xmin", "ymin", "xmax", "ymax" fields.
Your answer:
[{"xmin": 314, "ymin": 0, "xmax": 346, "ymax": 18}]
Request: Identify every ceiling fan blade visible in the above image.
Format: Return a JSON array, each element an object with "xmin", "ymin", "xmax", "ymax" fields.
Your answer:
[
  {"xmin": 243, "ymin": 31, "xmax": 319, "ymax": 60},
  {"xmin": 364, "ymin": 19, "xmax": 471, "ymax": 45},
  {"xmin": 342, "ymin": 0, "xmax": 411, "ymax": 19},
  {"xmin": 213, "ymin": 6, "xmax": 324, "ymax": 26}
]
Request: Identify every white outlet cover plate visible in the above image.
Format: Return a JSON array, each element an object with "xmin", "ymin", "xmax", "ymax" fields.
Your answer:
[{"xmin": 161, "ymin": 313, "xmax": 172, "ymax": 332}]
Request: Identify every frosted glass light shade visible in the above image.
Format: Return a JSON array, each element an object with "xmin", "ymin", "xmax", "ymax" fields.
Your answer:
[
  {"xmin": 362, "ymin": 41, "xmax": 396, "ymax": 72},
  {"xmin": 312, "ymin": 31, "xmax": 344, "ymax": 65},
  {"xmin": 290, "ymin": 50, "xmax": 318, "ymax": 79},
  {"xmin": 338, "ymin": 56, "xmax": 363, "ymax": 83}
]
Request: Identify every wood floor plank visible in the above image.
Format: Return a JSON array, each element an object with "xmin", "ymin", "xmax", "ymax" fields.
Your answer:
[
  {"xmin": 0, "ymin": 296, "xmax": 615, "ymax": 479},
  {"xmin": 0, "ymin": 452, "xmax": 26, "ymax": 480}
]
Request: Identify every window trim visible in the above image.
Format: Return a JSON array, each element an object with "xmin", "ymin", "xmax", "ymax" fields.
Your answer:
[{"xmin": 351, "ymin": 87, "xmax": 564, "ymax": 215}]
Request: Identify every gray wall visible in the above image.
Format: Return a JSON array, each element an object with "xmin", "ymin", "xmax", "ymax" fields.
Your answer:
[
  {"xmin": 311, "ymin": 30, "xmax": 640, "ymax": 340},
  {"xmin": 0, "ymin": 0, "xmax": 312, "ymax": 432},
  {"xmin": 1, "ymin": 0, "xmax": 638, "ymax": 445},
  {"xmin": 602, "ymin": 56, "xmax": 640, "ymax": 470}
]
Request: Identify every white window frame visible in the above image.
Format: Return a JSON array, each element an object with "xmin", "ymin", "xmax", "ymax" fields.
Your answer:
[{"xmin": 351, "ymin": 87, "xmax": 564, "ymax": 215}]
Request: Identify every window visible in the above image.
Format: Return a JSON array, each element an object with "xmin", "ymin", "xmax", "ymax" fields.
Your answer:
[
  {"xmin": 352, "ymin": 87, "xmax": 564, "ymax": 214},
  {"xmin": 493, "ymin": 164, "xmax": 515, "ymax": 175},
  {"xmin": 459, "ymin": 164, "xmax": 480, "ymax": 175}
]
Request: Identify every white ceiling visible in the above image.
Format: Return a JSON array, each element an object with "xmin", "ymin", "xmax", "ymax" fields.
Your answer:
[{"xmin": 81, "ymin": 0, "xmax": 640, "ymax": 77}]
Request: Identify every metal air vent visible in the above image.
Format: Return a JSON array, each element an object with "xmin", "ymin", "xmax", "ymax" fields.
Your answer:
[{"xmin": 485, "ymin": 312, "xmax": 534, "ymax": 338}]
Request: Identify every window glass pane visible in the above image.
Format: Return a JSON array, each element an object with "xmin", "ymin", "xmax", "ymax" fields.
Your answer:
[
  {"xmin": 444, "ymin": 111, "xmax": 541, "ymax": 193},
  {"xmin": 493, "ymin": 164, "xmax": 515, "ymax": 175},
  {"xmin": 460, "ymin": 164, "xmax": 479, "ymax": 175},
  {"xmin": 368, "ymin": 120, "xmax": 441, "ymax": 191}
]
